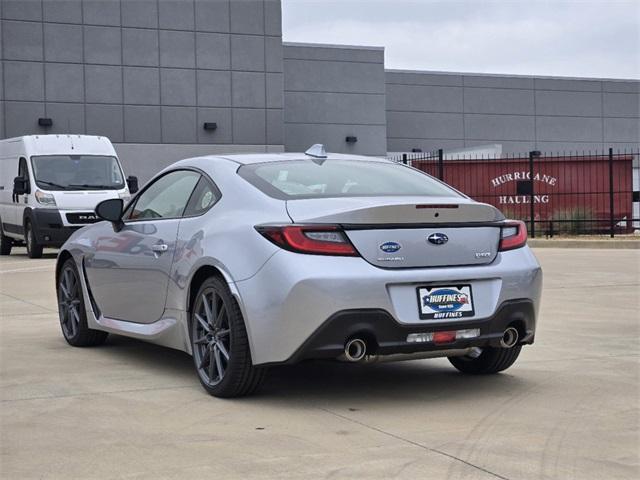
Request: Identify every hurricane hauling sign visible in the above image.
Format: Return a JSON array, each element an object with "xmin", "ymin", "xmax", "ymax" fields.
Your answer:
[
  {"xmin": 490, "ymin": 171, "xmax": 558, "ymax": 204},
  {"xmin": 411, "ymin": 155, "xmax": 634, "ymax": 229},
  {"xmin": 491, "ymin": 171, "xmax": 557, "ymax": 187}
]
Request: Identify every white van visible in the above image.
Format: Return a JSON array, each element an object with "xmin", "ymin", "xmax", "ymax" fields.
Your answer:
[{"xmin": 0, "ymin": 135, "xmax": 137, "ymax": 258}]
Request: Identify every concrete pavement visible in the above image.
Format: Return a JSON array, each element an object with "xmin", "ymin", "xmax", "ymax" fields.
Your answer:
[{"xmin": 0, "ymin": 248, "xmax": 638, "ymax": 479}]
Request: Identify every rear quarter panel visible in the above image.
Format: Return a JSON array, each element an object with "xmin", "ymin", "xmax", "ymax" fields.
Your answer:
[{"xmin": 164, "ymin": 158, "xmax": 290, "ymax": 313}]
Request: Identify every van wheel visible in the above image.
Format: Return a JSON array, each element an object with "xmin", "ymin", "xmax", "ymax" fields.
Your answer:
[
  {"xmin": 0, "ymin": 221, "xmax": 12, "ymax": 255},
  {"xmin": 25, "ymin": 220, "xmax": 43, "ymax": 259}
]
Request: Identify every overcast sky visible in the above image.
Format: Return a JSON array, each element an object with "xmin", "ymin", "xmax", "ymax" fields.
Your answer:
[{"xmin": 282, "ymin": 0, "xmax": 640, "ymax": 80}]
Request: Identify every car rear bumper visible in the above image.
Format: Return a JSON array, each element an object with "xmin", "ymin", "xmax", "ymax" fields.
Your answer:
[
  {"xmin": 276, "ymin": 299, "xmax": 535, "ymax": 365},
  {"xmin": 234, "ymin": 246, "xmax": 542, "ymax": 365}
]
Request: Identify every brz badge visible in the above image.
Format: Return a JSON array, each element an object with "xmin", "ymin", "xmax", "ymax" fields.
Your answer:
[{"xmin": 427, "ymin": 233, "xmax": 448, "ymax": 245}]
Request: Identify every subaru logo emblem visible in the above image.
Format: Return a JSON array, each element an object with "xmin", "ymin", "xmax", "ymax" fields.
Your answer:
[
  {"xmin": 427, "ymin": 233, "xmax": 448, "ymax": 245},
  {"xmin": 380, "ymin": 241, "xmax": 402, "ymax": 253}
]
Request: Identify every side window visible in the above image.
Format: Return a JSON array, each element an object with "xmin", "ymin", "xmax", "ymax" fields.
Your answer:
[
  {"xmin": 183, "ymin": 177, "xmax": 219, "ymax": 217},
  {"xmin": 18, "ymin": 158, "xmax": 27, "ymax": 177},
  {"xmin": 18, "ymin": 157, "xmax": 30, "ymax": 193},
  {"xmin": 125, "ymin": 170, "xmax": 200, "ymax": 221}
]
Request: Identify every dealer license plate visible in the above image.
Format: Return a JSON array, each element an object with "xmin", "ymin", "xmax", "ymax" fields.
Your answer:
[{"xmin": 417, "ymin": 285, "xmax": 475, "ymax": 320}]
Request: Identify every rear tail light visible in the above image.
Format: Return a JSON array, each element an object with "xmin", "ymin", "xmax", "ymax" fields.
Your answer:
[
  {"xmin": 256, "ymin": 225, "xmax": 359, "ymax": 256},
  {"xmin": 499, "ymin": 220, "xmax": 528, "ymax": 251}
]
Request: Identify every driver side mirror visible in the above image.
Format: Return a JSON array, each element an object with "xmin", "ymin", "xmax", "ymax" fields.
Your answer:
[
  {"xmin": 96, "ymin": 198, "xmax": 124, "ymax": 231},
  {"xmin": 127, "ymin": 176, "xmax": 139, "ymax": 194},
  {"xmin": 13, "ymin": 176, "xmax": 28, "ymax": 196}
]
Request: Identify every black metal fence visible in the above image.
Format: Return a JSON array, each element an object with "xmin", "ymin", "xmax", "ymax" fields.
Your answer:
[{"xmin": 388, "ymin": 148, "xmax": 639, "ymax": 237}]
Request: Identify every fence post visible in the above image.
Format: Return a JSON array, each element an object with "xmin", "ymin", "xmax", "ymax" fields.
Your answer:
[
  {"xmin": 438, "ymin": 148, "xmax": 444, "ymax": 180},
  {"xmin": 528, "ymin": 151, "xmax": 536, "ymax": 238},
  {"xmin": 402, "ymin": 153, "xmax": 407, "ymax": 165},
  {"xmin": 608, "ymin": 147, "xmax": 614, "ymax": 238}
]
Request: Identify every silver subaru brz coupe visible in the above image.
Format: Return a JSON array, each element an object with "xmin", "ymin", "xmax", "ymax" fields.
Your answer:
[{"xmin": 55, "ymin": 145, "xmax": 542, "ymax": 397}]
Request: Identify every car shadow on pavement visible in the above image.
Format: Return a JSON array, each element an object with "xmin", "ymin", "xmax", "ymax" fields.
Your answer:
[
  {"xmin": 100, "ymin": 335, "xmax": 527, "ymax": 404},
  {"xmin": 257, "ymin": 360, "xmax": 527, "ymax": 405},
  {"xmin": 99, "ymin": 335, "xmax": 196, "ymax": 378}
]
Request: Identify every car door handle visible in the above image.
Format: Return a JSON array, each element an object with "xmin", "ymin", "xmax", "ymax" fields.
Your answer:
[{"xmin": 151, "ymin": 244, "xmax": 169, "ymax": 253}]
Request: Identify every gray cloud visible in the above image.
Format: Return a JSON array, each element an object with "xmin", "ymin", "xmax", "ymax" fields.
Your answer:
[{"xmin": 282, "ymin": 0, "xmax": 640, "ymax": 79}]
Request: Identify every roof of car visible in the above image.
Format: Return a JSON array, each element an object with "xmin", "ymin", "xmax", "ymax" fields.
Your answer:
[{"xmin": 211, "ymin": 152, "xmax": 393, "ymax": 165}]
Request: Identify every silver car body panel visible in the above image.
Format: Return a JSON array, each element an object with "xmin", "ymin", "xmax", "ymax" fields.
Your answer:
[
  {"xmin": 234, "ymin": 246, "xmax": 541, "ymax": 364},
  {"xmin": 345, "ymin": 227, "xmax": 500, "ymax": 268},
  {"xmin": 285, "ymin": 197, "xmax": 502, "ymax": 224},
  {"xmin": 83, "ymin": 219, "xmax": 181, "ymax": 323},
  {"xmin": 58, "ymin": 152, "xmax": 542, "ymax": 365}
]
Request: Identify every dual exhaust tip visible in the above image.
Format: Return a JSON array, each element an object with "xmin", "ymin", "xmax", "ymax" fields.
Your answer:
[
  {"xmin": 500, "ymin": 327, "xmax": 519, "ymax": 348},
  {"xmin": 343, "ymin": 338, "xmax": 367, "ymax": 362},
  {"xmin": 342, "ymin": 327, "xmax": 519, "ymax": 362}
]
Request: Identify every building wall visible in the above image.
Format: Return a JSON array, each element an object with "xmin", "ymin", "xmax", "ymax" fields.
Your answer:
[
  {"xmin": 0, "ymin": 0, "xmax": 284, "ymax": 181},
  {"xmin": 1, "ymin": 0, "xmax": 637, "ymax": 175},
  {"xmin": 283, "ymin": 42, "xmax": 387, "ymax": 156},
  {"xmin": 386, "ymin": 70, "xmax": 640, "ymax": 154}
]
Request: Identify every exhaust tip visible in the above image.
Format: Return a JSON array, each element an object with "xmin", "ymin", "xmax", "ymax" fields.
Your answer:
[
  {"xmin": 500, "ymin": 327, "xmax": 519, "ymax": 348},
  {"xmin": 344, "ymin": 338, "xmax": 367, "ymax": 362}
]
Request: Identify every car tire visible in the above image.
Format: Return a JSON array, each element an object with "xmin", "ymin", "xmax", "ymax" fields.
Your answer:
[
  {"xmin": 0, "ymin": 221, "xmax": 12, "ymax": 255},
  {"xmin": 190, "ymin": 276, "xmax": 266, "ymax": 398},
  {"xmin": 24, "ymin": 220, "xmax": 43, "ymax": 259},
  {"xmin": 448, "ymin": 346, "xmax": 521, "ymax": 374},
  {"xmin": 57, "ymin": 258, "xmax": 108, "ymax": 347}
]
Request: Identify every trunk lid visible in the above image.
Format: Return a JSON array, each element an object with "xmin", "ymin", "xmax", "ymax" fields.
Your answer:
[
  {"xmin": 286, "ymin": 197, "xmax": 503, "ymax": 268},
  {"xmin": 345, "ymin": 226, "xmax": 500, "ymax": 268}
]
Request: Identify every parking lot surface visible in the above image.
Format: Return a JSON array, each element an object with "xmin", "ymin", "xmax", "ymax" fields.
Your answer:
[{"xmin": 1, "ymin": 248, "xmax": 638, "ymax": 479}]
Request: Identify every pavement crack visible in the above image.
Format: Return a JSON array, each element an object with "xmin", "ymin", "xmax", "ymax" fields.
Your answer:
[
  {"xmin": 0, "ymin": 291, "xmax": 58, "ymax": 313},
  {"xmin": 1, "ymin": 384, "xmax": 196, "ymax": 403},
  {"xmin": 0, "ymin": 266, "xmax": 54, "ymax": 274},
  {"xmin": 319, "ymin": 407, "xmax": 511, "ymax": 480}
]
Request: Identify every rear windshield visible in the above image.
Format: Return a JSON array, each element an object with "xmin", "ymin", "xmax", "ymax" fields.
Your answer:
[
  {"xmin": 238, "ymin": 160, "xmax": 461, "ymax": 199},
  {"xmin": 31, "ymin": 155, "xmax": 124, "ymax": 191}
]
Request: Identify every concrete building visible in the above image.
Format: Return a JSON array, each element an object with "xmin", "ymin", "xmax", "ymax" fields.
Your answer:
[
  {"xmin": 1, "ymin": 0, "xmax": 284, "ymax": 180},
  {"xmin": 1, "ymin": 0, "xmax": 638, "ymax": 181},
  {"xmin": 283, "ymin": 42, "xmax": 387, "ymax": 156},
  {"xmin": 385, "ymin": 70, "xmax": 640, "ymax": 154}
]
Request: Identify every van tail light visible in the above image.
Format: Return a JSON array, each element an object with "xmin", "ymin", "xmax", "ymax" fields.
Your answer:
[
  {"xmin": 256, "ymin": 225, "xmax": 359, "ymax": 256},
  {"xmin": 499, "ymin": 220, "xmax": 528, "ymax": 251}
]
